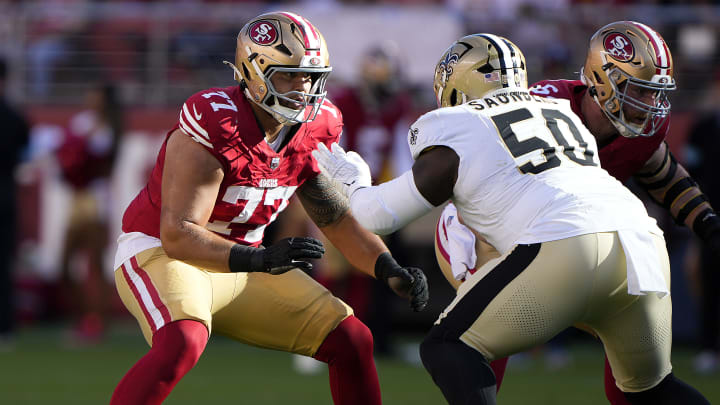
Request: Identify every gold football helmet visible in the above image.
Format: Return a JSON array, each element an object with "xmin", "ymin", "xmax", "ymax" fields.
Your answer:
[
  {"xmin": 433, "ymin": 34, "xmax": 527, "ymax": 108},
  {"xmin": 225, "ymin": 11, "xmax": 332, "ymax": 125},
  {"xmin": 581, "ymin": 21, "xmax": 675, "ymax": 138}
]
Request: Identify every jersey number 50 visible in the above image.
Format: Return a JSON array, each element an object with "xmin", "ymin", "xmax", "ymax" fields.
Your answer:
[{"xmin": 491, "ymin": 107, "xmax": 598, "ymax": 174}]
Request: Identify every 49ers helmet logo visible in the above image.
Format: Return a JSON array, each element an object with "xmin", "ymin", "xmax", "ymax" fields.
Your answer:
[
  {"xmin": 603, "ymin": 32, "xmax": 634, "ymax": 62},
  {"xmin": 249, "ymin": 21, "xmax": 278, "ymax": 45}
]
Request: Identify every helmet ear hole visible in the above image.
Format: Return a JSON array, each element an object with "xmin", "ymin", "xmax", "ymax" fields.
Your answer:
[
  {"xmin": 592, "ymin": 70, "xmax": 604, "ymax": 85},
  {"xmin": 449, "ymin": 89, "xmax": 458, "ymax": 106},
  {"xmin": 241, "ymin": 62, "xmax": 251, "ymax": 79}
]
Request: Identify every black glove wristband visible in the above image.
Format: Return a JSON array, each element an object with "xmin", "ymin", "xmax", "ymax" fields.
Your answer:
[
  {"xmin": 693, "ymin": 209, "xmax": 720, "ymax": 242},
  {"xmin": 374, "ymin": 252, "xmax": 399, "ymax": 281},
  {"xmin": 228, "ymin": 244, "xmax": 265, "ymax": 273}
]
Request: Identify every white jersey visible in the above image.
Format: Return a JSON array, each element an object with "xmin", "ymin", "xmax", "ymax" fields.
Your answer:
[{"xmin": 408, "ymin": 88, "xmax": 661, "ymax": 255}]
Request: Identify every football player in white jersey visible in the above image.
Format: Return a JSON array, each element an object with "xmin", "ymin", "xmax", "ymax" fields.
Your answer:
[{"xmin": 313, "ymin": 34, "xmax": 710, "ymax": 405}]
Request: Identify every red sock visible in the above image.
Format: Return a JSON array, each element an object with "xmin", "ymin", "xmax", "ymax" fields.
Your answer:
[
  {"xmin": 313, "ymin": 315, "xmax": 381, "ymax": 405},
  {"xmin": 604, "ymin": 355, "xmax": 631, "ymax": 405},
  {"xmin": 490, "ymin": 357, "xmax": 509, "ymax": 393},
  {"xmin": 110, "ymin": 320, "xmax": 208, "ymax": 405}
]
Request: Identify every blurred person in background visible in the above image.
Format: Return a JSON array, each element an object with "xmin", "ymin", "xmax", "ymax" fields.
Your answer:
[
  {"xmin": 434, "ymin": 21, "xmax": 720, "ymax": 405},
  {"xmin": 315, "ymin": 31, "xmax": 711, "ymax": 405},
  {"xmin": 322, "ymin": 41, "xmax": 417, "ymax": 357},
  {"xmin": 0, "ymin": 57, "xmax": 30, "ymax": 348},
  {"xmin": 684, "ymin": 72, "xmax": 720, "ymax": 374},
  {"xmin": 109, "ymin": 12, "xmax": 428, "ymax": 405},
  {"xmin": 57, "ymin": 83, "xmax": 123, "ymax": 343}
]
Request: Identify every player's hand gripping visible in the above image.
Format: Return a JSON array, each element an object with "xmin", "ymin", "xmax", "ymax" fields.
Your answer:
[
  {"xmin": 311, "ymin": 142, "xmax": 372, "ymax": 198},
  {"xmin": 374, "ymin": 252, "xmax": 429, "ymax": 312},
  {"xmin": 229, "ymin": 237, "xmax": 325, "ymax": 275},
  {"xmin": 696, "ymin": 212, "xmax": 720, "ymax": 261}
]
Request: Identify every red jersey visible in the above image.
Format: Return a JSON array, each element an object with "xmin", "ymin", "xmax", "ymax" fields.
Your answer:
[
  {"xmin": 122, "ymin": 86, "xmax": 343, "ymax": 247},
  {"xmin": 529, "ymin": 79, "xmax": 669, "ymax": 182}
]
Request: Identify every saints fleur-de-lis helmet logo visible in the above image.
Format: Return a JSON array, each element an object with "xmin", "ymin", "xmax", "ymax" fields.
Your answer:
[
  {"xmin": 433, "ymin": 34, "xmax": 527, "ymax": 108},
  {"xmin": 437, "ymin": 52, "xmax": 460, "ymax": 85}
]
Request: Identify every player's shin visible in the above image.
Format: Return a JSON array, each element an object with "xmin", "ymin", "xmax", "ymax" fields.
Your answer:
[
  {"xmin": 419, "ymin": 327, "xmax": 497, "ymax": 405},
  {"xmin": 312, "ymin": 315, "xmax": 381, "ymax": 405}
]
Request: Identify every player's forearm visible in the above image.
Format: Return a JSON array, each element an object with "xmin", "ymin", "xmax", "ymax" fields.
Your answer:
[
  {"xmin": 349, "ymin": 171, "xmax": 434, "ymax": 235},
  {"xmin": 160, "ymin": 219, "xmax": 234, "ymax": 272},
  {"xmin": 320, "ymin": 213, "xmax": 388, "ymax": 278},
  {"xmin": 634, "ymin": 144, "xmax": 719, "ymax": 237}
]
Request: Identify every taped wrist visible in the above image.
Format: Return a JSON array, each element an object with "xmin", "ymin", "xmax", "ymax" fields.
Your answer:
[
  {"xmin": 635, "ymin": 148, "xmax": 712, "ymax": 227},
  {"xmin": 374, "ymin": 252, "xmax": 399, "ymax": 281},
  {"xmin": 228, "ymin": 244, "xmax": 265, "ymax": 273}
]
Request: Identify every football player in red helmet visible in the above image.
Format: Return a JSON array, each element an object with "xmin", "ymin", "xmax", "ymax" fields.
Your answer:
[
  {"xmin": 436, "ymin": 21, "xmax": 719, "ymax": 405},
  {"xmin": 109, "ymin": 11, "xmax": 428, "ymax": 405}
]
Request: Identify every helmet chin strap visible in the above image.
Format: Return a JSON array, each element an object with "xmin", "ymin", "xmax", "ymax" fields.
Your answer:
[
  {"xmin": 243, "ymin": 88, "xmax": 300, "ymax": 126},
  {"xmin": 224, "ymin": 60, "xmax": 304, "ymax": 126},
  {"xmin": 262, "ymin": 95, "xmax": 305, "ymax": 126},
  {"xmin": 595, "ymin": 94, "xmax": 643, "ymax": 138}
]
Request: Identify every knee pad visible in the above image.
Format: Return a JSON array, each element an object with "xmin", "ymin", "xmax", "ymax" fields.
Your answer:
[
  {"xmin": 623, "ymin": 373, "xmax": 710, "ymax": 405},
  {"xmin": 419, "ymin": 330, "xmax": 491, "ymax": 378},
  {"xmin": 419, "ymin": 332, "xmax": 444, "ymax": 372},
  {"xmin": 420, "ymin": 327, "xmax": 497, "ymax": 405},
  {"xmin": 153, "ymin": 320, "xmax": 208, "ymax": 372},
  {"xmin": 314, "ymin": 315, "xmax": 374, "ymax": 364}
]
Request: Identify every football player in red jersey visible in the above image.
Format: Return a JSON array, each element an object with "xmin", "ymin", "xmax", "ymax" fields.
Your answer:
[
  {"xmin": 109, "ymin": 12, "xmax": 428, "ymax": 405},
  {"xmin": 435, "ymin": 21, "xmax": 720, "ymax": 404}
]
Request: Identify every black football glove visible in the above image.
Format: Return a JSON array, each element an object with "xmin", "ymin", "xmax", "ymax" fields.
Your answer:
[
  {"xmin": 704, "ymin": 231, "xmax": 720, "ymax": 260},
  {"xmin": 229, "ymin": 237, "xmax": 325, "ymax": 275},
  {"xmin": 374, "ymin": 252, "xmax": 429, "ymax": 312},
  {"xmin": 695, "ymin": 211, "xmax": 720, "ymax": 260}
]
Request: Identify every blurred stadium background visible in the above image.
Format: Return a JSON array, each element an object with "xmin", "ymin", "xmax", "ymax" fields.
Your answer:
[{"xmin": 2, "ymin": 0, "xmax": 720, "ymax": 404}]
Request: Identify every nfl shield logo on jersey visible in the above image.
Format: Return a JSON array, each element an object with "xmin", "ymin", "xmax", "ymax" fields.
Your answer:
[{"xmin": 270, "ymin": 157, "xmax": 281, "ymax": 170}]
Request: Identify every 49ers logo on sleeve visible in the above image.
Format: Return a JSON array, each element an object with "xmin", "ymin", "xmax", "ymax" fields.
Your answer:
[
  {"xmin": 603, "ymin": 32, "xmax": 634, "ymax": 62},
  {"xmin": 249, "ymin": 21, "xmax": 278, "ymax": 45}
]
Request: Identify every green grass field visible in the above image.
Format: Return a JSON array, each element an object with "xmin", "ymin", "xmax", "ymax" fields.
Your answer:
[{"xmin": 1, "ymin": 322, "xmax": 718, "ymax": 404}]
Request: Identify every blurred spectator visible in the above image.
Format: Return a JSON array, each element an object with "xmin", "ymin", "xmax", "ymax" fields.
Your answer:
[
  {"xmin": 324, "ymin": 41, "xmax": 417, "ymax": 356},
  {"xmin": 56, "ymin": 83, "xmax": 123, "ymax": 344},
  {"xmin": 0, "ymin": 57, "xmax": 30, "ymax": 348},
  {"xmin": 685, "ymin": 74, "xmax": 720, "ymax": 374},
  {"xmin": 332, "ymin": 41, "xmax": 413, "ymax": 180}
]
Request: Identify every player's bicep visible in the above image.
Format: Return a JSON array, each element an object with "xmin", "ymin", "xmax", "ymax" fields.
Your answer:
[
  {"xmin": 160, "ymin": 129, "xmax": 224, "ymax": 232},
  {"xmin": 412, "ymin": 146, "xmax": 459, "ymax": 206},
  {"xmin": 637, "ymin": 141, "xmax": 669, "ymax": 175},
  {"xmin": 296, "ymin": 173, "xmax": 350, "ymax": 228}
]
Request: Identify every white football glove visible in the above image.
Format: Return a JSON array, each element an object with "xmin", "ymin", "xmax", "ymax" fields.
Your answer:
[{"xmin": 311, "ymin": 142, "xmax": 372, "ymax": 198}]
